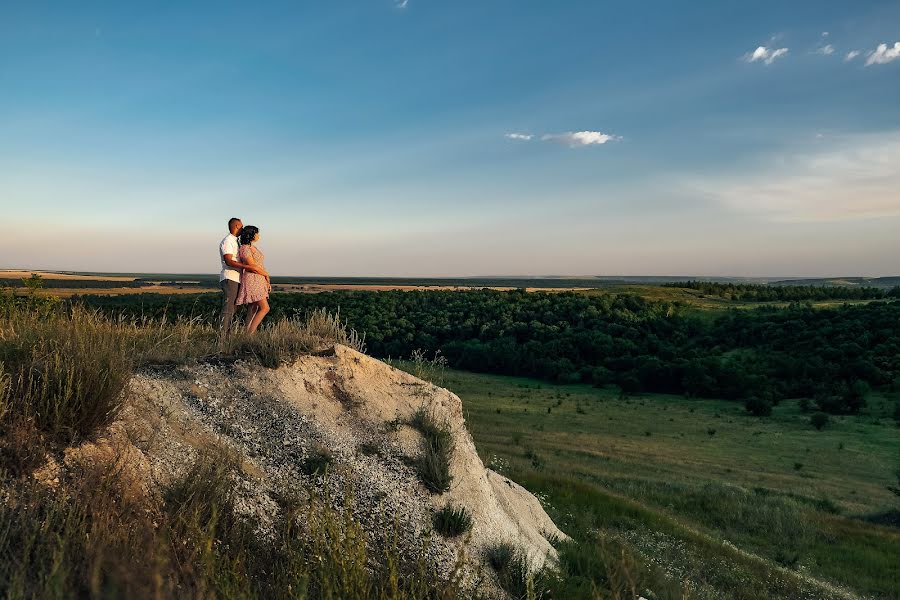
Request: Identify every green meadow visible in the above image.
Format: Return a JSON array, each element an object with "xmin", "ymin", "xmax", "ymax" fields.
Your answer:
[{"xmin": 405, "ymin": 364, "xmax": 900, "ymax": 599}]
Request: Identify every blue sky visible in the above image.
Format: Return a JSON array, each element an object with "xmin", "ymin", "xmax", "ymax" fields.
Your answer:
[{"xmin": 2, "ymin": 1, "xmax": 899, "ymax": 276}]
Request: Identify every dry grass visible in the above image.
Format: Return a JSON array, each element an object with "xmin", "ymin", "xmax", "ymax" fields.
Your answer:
[
  {"xmin": 0, "ymin": 307, "xmax": 132, "ymax": 444},
  {"xmin": 0, "ymin": 298, "xmax": 365, "ymax": 448},
  {"xmin": 0, "ymin": 455, "xmax": 174, "ymax": 599}
]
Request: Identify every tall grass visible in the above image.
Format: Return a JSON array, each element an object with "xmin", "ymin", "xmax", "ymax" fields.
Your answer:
[
  {"xmin": 409, "ymin": 408, "xmax": 454, "ymax": 493},
  {"xmin": 0, "ymin": 306, "xmax": 131, "ymax": 444},
  {"xmin": 0, "ymin": 443, "xmax": 468, "ymax": 600},
  {"xmin": 484, "ymin": 542, "xmax": 547, "ymax": 600},
  {"xmin": 0, "ymin": 456, "xmax": 174, "ymax": 599},
  {"xmin": 0, "ymin": 303, "xmax": 364, "ymax": 444}
]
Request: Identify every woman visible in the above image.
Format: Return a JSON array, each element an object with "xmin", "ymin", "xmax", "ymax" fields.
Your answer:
[{"xmin": 235, "ymin": 225, "xmax": 272, "ymax": 333}]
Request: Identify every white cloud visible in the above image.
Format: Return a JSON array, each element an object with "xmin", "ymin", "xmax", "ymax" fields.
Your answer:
[
  {"xmin": 395, "ymin": 0, "xmax": 408, "ymax": 7},
  {"xmin": 505, "ymin": 133, "xmax": 533, "ymax": 141},
  {"xmin": 541, "ymin": 131, "xmax": 622, "ymax": 147},
  {"xmin": 845, "ymin": 50, "xmax": 861, "ymax": 62},
  {"xmin": 815, "ymin": 44, "xmax": 835, "ymax": 56},
  {"xmin": 691, "ymin": 132, "xmax": 900, "ymax": 222},
  {"xmin": 865, "ymin": 42, "xmax": 900, "ymax": 66},
  {"xmin": 821, "ymin": 31, "xmax": 830, "ymax": 38},
  {"xmin": 745, "ymin": 46, "xmax": 789, "ymax": 65}
]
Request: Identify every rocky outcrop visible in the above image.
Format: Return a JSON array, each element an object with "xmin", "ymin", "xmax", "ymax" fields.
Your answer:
[{"xmin": 87, "ymin": 345, "xmax": 565, "ymax": 596}]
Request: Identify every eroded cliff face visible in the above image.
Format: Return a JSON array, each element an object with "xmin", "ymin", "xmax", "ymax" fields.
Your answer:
[{"xmin": 69, "ymin": 345, "xmax": 565, "ymax": 596}]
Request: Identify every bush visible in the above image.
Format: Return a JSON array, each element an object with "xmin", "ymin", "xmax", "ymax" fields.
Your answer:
[
  {"xmin": 432, "ymin": 505, "xmax": 473, "ymax": 537},
  {"xmin": 744, "ymin": 396, "xmax": 772, "ymax": 417},
  {"xmin": 810, "ymin": 412, "xmax": 830, "ymax": 430},
  {"xmin": 484, "ymin": 542, "xmax": 540, "ymax": 599},
  {"xmin": 300, "ymin": 446, "xmax": 333, "ymax": 477},
  {"xmin": 409, "ymin": 409, "xmax": 454, "ymax": 493}
]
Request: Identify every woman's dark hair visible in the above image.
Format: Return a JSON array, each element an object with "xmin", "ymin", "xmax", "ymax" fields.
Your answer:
[{"xmin": 238, "ymin": 225, "xmax": 259, "ymax": 246}]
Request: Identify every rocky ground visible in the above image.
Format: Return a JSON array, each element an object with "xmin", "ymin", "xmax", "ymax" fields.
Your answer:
[{"xmin": 58, "ymin": 344, "xmax": 565, "ymax": 597}]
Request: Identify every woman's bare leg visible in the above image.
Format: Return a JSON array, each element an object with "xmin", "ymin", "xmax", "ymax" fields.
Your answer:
[{"xmin": 247, "ymin": 298, "xmax": 269, "ymax": 334}]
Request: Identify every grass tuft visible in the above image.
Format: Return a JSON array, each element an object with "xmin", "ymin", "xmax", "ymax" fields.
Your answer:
[
  {"xmin": 408, "ymin": 408, "xmax": 454, "ymax": 493},
  {"xmin": 300, "ymin": 445, "xmax": 334, "ymax": 477},
  {"xmin": 432, "ymin": 504, "xmax": 473, "ymax": 537}
]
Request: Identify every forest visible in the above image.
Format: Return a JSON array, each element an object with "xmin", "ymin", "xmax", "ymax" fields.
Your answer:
[{"xmin": 73, "ymin": 289, "xmax": 900, "ymax": 416}]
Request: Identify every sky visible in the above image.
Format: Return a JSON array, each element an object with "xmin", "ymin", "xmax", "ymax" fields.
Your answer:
[{"xmin": 2, "ymin": 1, "xmax": 899, "ymax": 277}]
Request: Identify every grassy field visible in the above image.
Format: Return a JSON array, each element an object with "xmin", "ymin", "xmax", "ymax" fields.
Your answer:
[
  {"xmin": 401, "ymin": 364, "xmax": 900, "ymax": 599},
  {"xmin": 582, "ymin": 285, "xmax": 889, "ymax": 315}
]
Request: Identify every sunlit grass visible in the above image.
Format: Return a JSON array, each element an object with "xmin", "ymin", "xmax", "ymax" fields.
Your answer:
[{"xmin": 397, "ymin": 363, "xmax": 900, "ymax": 599}]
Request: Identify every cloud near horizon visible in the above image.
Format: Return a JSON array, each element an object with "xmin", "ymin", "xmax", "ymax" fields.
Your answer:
[
  {"xmin": 745, "ymin": 45, "xmax": 789, "ymax": 65},
  {"xmin": 691, "ymin": 132, "xmax": 900, "ymax": 222},
  {"xmin": 866, "ymin": 42, "xmax": 900, "ymax": 65},
  {"xmin": 505, "ymin": 133, "xmax": 533, "ymax": 141}
]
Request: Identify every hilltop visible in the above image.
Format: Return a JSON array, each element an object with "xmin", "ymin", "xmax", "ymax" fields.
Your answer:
[{"xmin": 0, "ymin": 302, "xmax": 564, "ymax": 599}]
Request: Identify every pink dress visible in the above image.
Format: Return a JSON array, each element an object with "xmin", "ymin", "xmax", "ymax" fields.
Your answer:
[{"xmin": 236, "ymin": 245, "xmax": 269, "ymax": 305}]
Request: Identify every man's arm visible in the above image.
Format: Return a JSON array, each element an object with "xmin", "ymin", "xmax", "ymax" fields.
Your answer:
[
  {"xmin": 223, "ymin": 253, "xmax": 268, "ymax": 276},
  {"xmin": 242, "ymin": 251, "xmax": 270, "ymax": 282}
]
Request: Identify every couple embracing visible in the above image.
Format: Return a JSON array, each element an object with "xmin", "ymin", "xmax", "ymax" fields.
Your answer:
[{"xmin": 218, "ymin": 217, "xmax": 271, "ymax": 335}]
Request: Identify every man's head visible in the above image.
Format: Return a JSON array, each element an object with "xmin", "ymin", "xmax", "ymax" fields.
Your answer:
[{"xmin": 228, "ymin": 217, "xmax": 243, "ymax": 235}]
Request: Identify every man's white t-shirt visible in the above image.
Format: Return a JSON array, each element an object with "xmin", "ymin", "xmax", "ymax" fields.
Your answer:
[{"xmin": 219, "ymin": 234, "xmax": 241, "ymax": 283}]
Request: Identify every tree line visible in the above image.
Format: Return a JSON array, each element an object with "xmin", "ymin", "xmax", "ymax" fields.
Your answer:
[
  {"xmin": 76, "ymin": 290, "xmax": 900, "ymax": 416},
  {"xmin": 663, "ymin": 280, "xmax": 899, "ymax": 302}
]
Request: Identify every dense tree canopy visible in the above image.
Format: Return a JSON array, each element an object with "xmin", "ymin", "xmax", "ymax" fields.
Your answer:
[{"xmin": 77, "ymin": 290, "xmax": 900, "ymax": 415}]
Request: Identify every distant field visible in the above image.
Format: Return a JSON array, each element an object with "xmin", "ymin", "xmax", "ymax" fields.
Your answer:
[
  {"xmin": 3, "ymin": 271, "xmax": 893, "ymax": 313},
  {"xmin": 400, "ymin": 365, "xmax": 900, "ymax": 600},
  {"xmin": 582, "ymin": 285, "xmax": 890, "ymax": 314}
]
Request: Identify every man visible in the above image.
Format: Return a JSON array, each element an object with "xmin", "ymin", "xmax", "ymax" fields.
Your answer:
[{"xmin": 219, "ymin": 217, "xmax": 268, "ymax": 334}]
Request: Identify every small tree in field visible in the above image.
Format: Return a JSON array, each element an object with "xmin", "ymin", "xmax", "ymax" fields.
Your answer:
[
  {"xmin": 810, "ymin": 412, "xmax": 830, "ymax": 431},
  {"xmin": 21, "ymin": 273, "xmax": 43, "ymax": 295}
]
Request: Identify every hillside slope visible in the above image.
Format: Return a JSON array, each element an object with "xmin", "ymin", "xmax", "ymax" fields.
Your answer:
[{"xmin": 60, "ymin": 344, "xmax": 564, "ymax": 597}]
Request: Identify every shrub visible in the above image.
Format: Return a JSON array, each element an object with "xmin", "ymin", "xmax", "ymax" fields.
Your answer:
[
  {"xmin": 484, "ymin": 542, "xmax": 539, "ymax": 599},
  {"xmin": 301, "ymin": 446, "xmax": 333, "ymax": 477},
  {"xmin": 744, "ymin": 396, "xmax": 773, "ymax": 417},
  {"xmin": 408, "ymin": 348, "xmax": 448, "ymax": 386},
  {"xmin": 810, "ymin": 412, "xmax": 830, "ymax": 430},
  {"xmin": 432, "ymin": 505, "xmax": 473, "ymax": 537},
  {"xmin": 409, "ymin": 408, "xmax": 454, "ymax": 493},
  {"xmin": 524, "ymin": 447, "xmax": 544, "ymax": 470}
]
